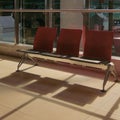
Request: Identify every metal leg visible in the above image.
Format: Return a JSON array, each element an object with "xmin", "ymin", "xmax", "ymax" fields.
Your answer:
[
  {"xmin": 102, "ymin": 63, "xmax": 113, "ymax": 92},
  {"xmin": 111, "ymin": 65, "xmax": 119, "ymax": 82},
  {"xmin": 102, "ymin": 62, "xmax": 118, "ymax": 92},
  {"xmin": 17, "ymin": 52, "xmax": 38, "ymax": 71},
  {"xmin": 17, "ymin": 52, "xmax": 27, "ymax": 71},
  {"xmin": 27, "ymin": 55, "xmax": 38, "ymax": 66}
]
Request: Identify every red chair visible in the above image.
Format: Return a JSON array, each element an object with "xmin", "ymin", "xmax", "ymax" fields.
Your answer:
[
  {"xmin": 83, "ymin": 30, "xmax": 113, "ymax": 61},
  {"xmin": 56, "ymin": 28, "xmax": 82, "ymax": 57},
  {"xmin": 33, "ymin": 27, "xmax": 57, "ymax": 52},
  {"xmin": 70, "ymin": 30, "xmax": 118, "ymax": 91},
  {"xmin": 83, "ymin": 30, "xmax": 118, "ymax": 91},
  {"xmin": 17, "ymin": 27, "xmax": 57, "ymax": 71}
]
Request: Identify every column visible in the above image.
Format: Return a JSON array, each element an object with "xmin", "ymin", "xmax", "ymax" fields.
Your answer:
[{"xmin": 60, "ymin": 0, "xmax": 84, "ymax": 29}]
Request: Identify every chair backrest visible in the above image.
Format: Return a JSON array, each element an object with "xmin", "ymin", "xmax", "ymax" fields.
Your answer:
[
  {"xmin": 33, "ymin": 27, "xmax": 57, "ymax": 52},
  {"xmin": 56, "ymin": 28, "xmax": 82, "ymax": 57},
  {"xmin": 83, "ymin": 30, "xmax": 114, "ymax": 61}
]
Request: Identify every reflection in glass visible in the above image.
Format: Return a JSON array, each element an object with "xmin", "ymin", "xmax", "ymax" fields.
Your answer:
[
  {"xmin": 19, "ymin": 0, "xmax": 60, "ymax": 44},
  {"xmin": 22, "ymin": 0, "xmax": 45, "ymax": 9},
  {"xmin": 19, "ymin": 12, "xmax": 45, "ymax": 44},
  {"xmin": 0, "ymin": 0, "xmax": 14, "ymax": 9}
]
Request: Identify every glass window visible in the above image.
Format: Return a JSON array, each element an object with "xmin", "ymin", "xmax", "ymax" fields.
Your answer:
[
  {"xmin": 52, "ymin": 0, "xmax": 60, "ymax": 9},
  {"xmin": 22, "ymin": 0, "xmax": 45, "ymax": 9},
  {"xmin": 85, "ymin": 0, "xmax": 120, "ymax": 56},
  {"xmin": 90, "ymin": 0, "xmax": 108, "ymax": 9},
  {"xmin": 19, "ymin": 0, "xmax": 45, "ymax": 44},
  {"xmin": 87, "ymin": 0, "xmax": 120, "ymax": 31},
  {"xmin": 19, "ymin": 0, "xmax": 60, "ymax": 44},
  {"xmin": 52, "ymin": 0, "xmax": 60, "ymax": 29},
  {"xmin": 0, "ymin": 0, "xmax": 14, "ymax": 9},
  {"xmin": 88, "ymin": 0, "xmax": 109, "ymax": 30},
  {"xmin": 113, "ymin": 1, "xmax": 120, "ymax": 32},
  {"xmin": 0, "ymin": 15, "xmax": 15, "ymax": 43},
  {"xmin": 0, "ymin": 0, "xmax": 15, "ymax": 43},
  {"xmin": 19, "ymin": 12, "xmax": 45, "ymax": 44}
]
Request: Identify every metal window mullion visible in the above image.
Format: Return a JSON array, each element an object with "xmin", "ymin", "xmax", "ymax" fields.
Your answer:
[{"xmin": 14, "ymin": 0, "xmax": 19, "ymax": 44}]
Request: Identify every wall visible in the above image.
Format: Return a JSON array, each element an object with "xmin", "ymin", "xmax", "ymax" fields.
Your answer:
[
  {"xmin": 60, "ymin": 0, "xmax": 84, "ymax": 29},
  {"xmin": 0, "ymin": 43, "xmax": 32, "ymax": 58}
]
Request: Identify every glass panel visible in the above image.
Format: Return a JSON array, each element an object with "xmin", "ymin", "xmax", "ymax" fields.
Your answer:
[
  {"xmin": 86, "ymin": 0, "xmax": 120, "ymax": 56},
  {"xmin": 0, "ymin": 0, "xmax": 14, "ymax": 9},
  {"xmin": 0, "ymin": 0, "xmax": 15, "ymax": 43},
  {"xmin": 89, "ymin": 12, "xmax": 109, "ymax": 30},
  {"xmin": 52, "ymin": 0, "xmax": 60, "ymax": 29},
  {"xmin": 113, "ymin": 1, "xmax": 120, "ymax": 34},
  {"xmin": 0, "ymin": 14, "xmax": 15, "ymax": 43},
  {"xmin": 22, "ymin": 0, "xmax": 45, "ymax": 9},
  {"xmin": 90, "ymin": 0, "xmax": 108, "ymax": 9},
  {"xmin": 19, "ymin": 0, "xmax": 60, "ymax": 44},
  {"xmin": 112, "ymin": 1, "xmax": 120, "ymax": 56},
  {"xmin": 88, "ymin": 0, "xmax": 120, "ymax": 31},
  {"xmin": 52, "ymin": 0, "xmax": 60, "ymax": 9},
  {"xmin": 89, "ymin": 0, "xmax": 109, "ymax": 30},
  {"xmin": 19, "ymin": 0, "xmax": 45, "ymax": 44},
  {"xmin": 19, "ymin": 12, "xmax": 45, "ymax": 44}
]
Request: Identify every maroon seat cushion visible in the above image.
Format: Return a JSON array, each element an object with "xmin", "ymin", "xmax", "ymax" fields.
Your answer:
[
  {"xmin": 56, "ymin": 28, "xmax": 82, "ymax": 57},
  {"xmin": 33, "ymin": 27, "xmax": 57, "ymax": 52},
  {"xmin": 83, "ymin": 30, "xmax": 113, "ymax": 61}
]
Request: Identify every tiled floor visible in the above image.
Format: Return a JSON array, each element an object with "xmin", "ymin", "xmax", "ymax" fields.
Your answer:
[{"xmin": 0, "ymin": 55, "xmax": 120, "ymax": 120}]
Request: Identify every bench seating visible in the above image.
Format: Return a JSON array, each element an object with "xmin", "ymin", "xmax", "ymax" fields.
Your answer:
[{"xmin": 17, "ymin": 27, "xmax": 118, "ymax": 92}]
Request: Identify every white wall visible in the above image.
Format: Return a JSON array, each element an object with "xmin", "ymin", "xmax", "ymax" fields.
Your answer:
[{"xmin": 60, "ymin": 0, "xmax": 84, "ymax": 29}]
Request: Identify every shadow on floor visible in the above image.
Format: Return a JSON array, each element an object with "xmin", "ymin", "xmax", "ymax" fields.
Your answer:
[
  {"xmin": 0, "ymin": 71, "xmax": 67, "ymax": 95},
  {"xmin": 23, "ymin": 77, "xmax": 67, "ymax": 94},
  {"xmin": 53, "ymin": 84, "xmax": 105, "ymax": 106},
  {"xmin": 0, "ymin": 71, "xmax": 40, "ymax": 86}
]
